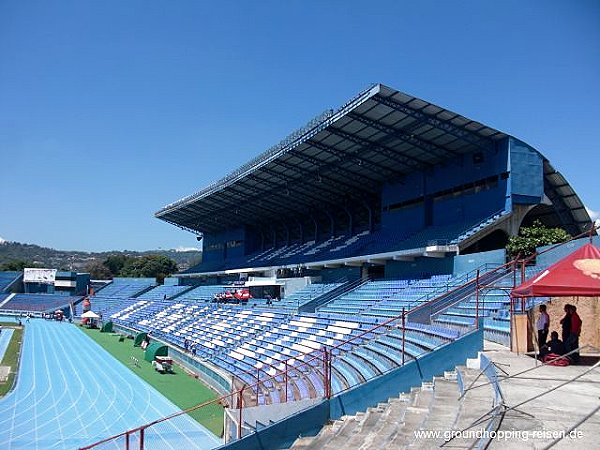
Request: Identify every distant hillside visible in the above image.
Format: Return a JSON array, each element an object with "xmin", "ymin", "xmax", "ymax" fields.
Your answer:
[{"xmin": 0, "ymin": 241, "xmax": 202, "ymax": 272}]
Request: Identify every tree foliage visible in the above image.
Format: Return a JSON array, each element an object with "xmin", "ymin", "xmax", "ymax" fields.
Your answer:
[
  {"xmin": 0, "ymin": 241, "xmax": 200, "ymax": 272},
  {"xmin": 85, "ymin": 261, "xmax": 113, "ymax": 280},
  {"xmin": 0, "ymin": 260, "xmax": 35, "ymax": 271},
  {"xmin": 103, "ymin": 255, "xmax": 131, "ymax": 276},
  {"xmin": 506, "ymin": 220, "xmax": 571, "ymax": 259},
  {"xmin": 119, "ymin": 255, "xmax": 178, "ymax": 283}
]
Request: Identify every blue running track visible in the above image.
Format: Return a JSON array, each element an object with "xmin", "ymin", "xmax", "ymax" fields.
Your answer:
[{"xmin": 0, "ymin": 318, "xmax": 222, "ymax": 449}]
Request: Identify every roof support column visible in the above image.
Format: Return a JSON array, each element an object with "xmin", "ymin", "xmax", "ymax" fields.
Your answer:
[
  {"xmin": 270, "ymin": 225, "xmax": 277, "ymax": 248},
  {"xmin": 344, "ymin": 206, "xmax": 353, "ymax": 235},
  {"xmin": 364, "ymin": 201, "xmax": 373, "ymax": 232},
  {"xmin": 295, "ymin": 219, "xmax": 304, "ymax": 244},
  {"xmin": 310, "ymin": 214, "xmax": 319, "ymax": 242},
  {"xmin": 282, "ymin": 222, "xmax": 291, "ymax": 246},
  {"xmin": 325, "ymin": 210, "xmax": 335, "ymax": 238}
]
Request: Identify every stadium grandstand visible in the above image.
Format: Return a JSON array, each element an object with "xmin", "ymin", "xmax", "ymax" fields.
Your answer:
[
  {"xmin": 156, "ymin": 83, "xmax": 590, "ymax": 283},
  {"xmin": 2, "ymin": 84, "xmax": 597, "ymax": 450},
  {"xmin": 82, "ymin": 83, "xmax": 592, "ymax": 449}
]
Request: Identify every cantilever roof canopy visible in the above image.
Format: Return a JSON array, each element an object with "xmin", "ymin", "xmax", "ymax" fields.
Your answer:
[
  {"xmin": 512, "ymin": 243, "xmax": 600, "ymax": 298},
  {"xmin": 540, "ymin": 160, "xmax": 591, "ymax": 235},
  {"xmin": 155, "ymin": 83, "xmax": 510, "ymax": 234}
]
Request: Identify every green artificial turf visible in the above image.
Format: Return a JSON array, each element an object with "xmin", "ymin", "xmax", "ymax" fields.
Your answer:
[
  {"xmin": 0, "ymin": 324, "xmax": 24, "ymax": 397},
  {"xmin": 79, "ymin": 326, "xmax": 224, "ymax": 437}
]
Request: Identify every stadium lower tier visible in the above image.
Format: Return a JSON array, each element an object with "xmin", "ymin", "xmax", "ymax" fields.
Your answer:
[{"xmin": 106, "ymin": 298, "xmax": 461, "ymax": 404}]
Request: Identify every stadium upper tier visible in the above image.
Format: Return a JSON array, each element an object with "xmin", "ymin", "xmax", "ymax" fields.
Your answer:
[
  {"xmin": 94, "ymin": 278, "xmax": 156, "ymax": 298},
  {"xmin": 156, "ymin": 84, "xmax": 509, "ymax": 232},
  {"xmin": 0, "ymin": 271, "xmax": 21, "ymax": 293},
  {"xmin": 155, "ymin": 83, "xmax": 591, "ymax": 276},
  {"xmin": 0, "ymin": 293, "xmax": 81, "ymax": 313}
]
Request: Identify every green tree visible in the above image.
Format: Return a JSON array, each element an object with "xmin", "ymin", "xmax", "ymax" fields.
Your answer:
[
  {"xmin": 119, "ymin": 255, "xmax": 178, "ymax": 283},
  {"xmin": 0, "ymin": 260, "xmax": 34, "ymax": 271},
  {"xmin": 506, "ymin": 220, "xmax": 571, "ymax": 259},
  {"xmin": 85, "ymin": 260, "xmax": 113, "ymax": 280},
  {"xmin": 103, "ymin": 255, "xmax": 133, "ymax": 276}
]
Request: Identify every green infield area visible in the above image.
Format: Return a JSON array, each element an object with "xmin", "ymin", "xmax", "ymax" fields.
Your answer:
[
  {"xmin": 80, "ymin": 326, "xmax": 224, "ymax": 437},
  {"xmin": 0, "ymin": 323, "xmax": 24, "ymax": 397}
]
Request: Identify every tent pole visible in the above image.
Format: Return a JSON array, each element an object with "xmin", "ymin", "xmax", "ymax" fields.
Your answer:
[
  {"xmin": 475, "ymin": 270, "xmax": 480, "ymax": 330},
  {"xmin": 510, "ymin": 296, "xmax": 514, "ymax": 352}
]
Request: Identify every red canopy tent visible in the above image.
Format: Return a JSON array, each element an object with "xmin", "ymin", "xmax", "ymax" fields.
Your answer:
[{"xmin": 512, "ymin": 243, "xmax": 600, "ymax": 298}]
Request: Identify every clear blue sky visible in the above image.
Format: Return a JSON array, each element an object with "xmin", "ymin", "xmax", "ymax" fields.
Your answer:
[{"xmin": 1, "ymin": 1, "xmax": 598, "ymax": 252}]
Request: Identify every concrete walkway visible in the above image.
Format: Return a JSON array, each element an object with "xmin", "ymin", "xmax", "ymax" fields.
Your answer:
[{"xmin": 478, "ymin": 342, "xmax": 600, "ymax": 449}]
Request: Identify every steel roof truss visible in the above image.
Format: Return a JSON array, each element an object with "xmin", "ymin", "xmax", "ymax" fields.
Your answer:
[
  {"xmin": 348, "ymin": 112, "xmax": 457, "ymax": 160},
  {"xmin": 373, "ymin": 94, "xmax": 495, "ymax": 153}
]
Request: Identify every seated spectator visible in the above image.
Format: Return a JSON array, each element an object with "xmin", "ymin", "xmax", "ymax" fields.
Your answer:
[{"xmin": 540, "ymin": 331, "xmax": 565, "ymax": 359}]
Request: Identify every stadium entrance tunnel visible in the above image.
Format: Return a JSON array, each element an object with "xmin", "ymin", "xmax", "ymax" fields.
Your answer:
[
  {"xmin": 462, "ymin": 229, "xmax": 509, "ymax": 254},
  {"xmin": 520, "ymin": 204, "xmax": 566, "ymax": 230}
]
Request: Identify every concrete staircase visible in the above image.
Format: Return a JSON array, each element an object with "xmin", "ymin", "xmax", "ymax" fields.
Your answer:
[
  {"xmin": 290, "ymin": 355, "xmax": 499, "ymax": 450},
  {"xmin": 0, "ymin": 293, "xmax": 15, "ymax": 309}
]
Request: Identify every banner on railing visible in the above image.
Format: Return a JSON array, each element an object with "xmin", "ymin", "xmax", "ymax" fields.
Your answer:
[{"xmin": 23, "ymin": 268, "xmax": 56, "ymax": 284}]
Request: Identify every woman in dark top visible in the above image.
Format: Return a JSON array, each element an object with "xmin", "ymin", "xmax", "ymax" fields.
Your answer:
[{"xmin": 559, "ymin": 304, "xmax": 571, "ymax": 342}]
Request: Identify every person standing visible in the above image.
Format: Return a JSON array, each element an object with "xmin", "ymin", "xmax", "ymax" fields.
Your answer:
[
  {"xmin": 559, "ymin": 304, "xmax": 571, "ymax": 343},
  {"xmin": 536, "ymin": 305, "xmax": 550, "ymax": 347},
  {"xmin": 568, "ymin": 305, "xmax": 582, "ymax": 364}
]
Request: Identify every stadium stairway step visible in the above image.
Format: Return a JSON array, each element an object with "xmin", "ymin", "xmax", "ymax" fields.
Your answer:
[
  {"xmin": 407, "ymin": 375, "xmax": 461, "ymax": 449},
  {"xmin": 441, "ymin": 363, "xmax": 500, "ymax": 449},
  {"xmin": 290, "ymin": 371, "xmax": 464, "ymax": 450},
  {"xmin": 290, "ymin": 391, "xmax": 414, "ymax": 450}
]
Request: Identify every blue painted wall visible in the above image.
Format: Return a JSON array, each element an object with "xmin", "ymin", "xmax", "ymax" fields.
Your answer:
[
  {"xmin": 319, "ymin": 267, "xmax": 361, "ymax": 283},
  {"xmin": 24, "ymin": 282, "xmax": 53, "ymax": 294},
  {"xmin": 163, "ymin": 277, "xmax": 179, "ymax": 286},
  {"xmin": 385, "ymin": 256, "xmax": 454, "ymax": 279},
  {"xmin": 203, "ymin": 228, "xmax": 246, "ymax": 263},
  {"xmin": 508, "ymin": 138, "xmax": 544, "ymax": 205},
  {"xmin": 381, "ymin": 145, "xmax": 509, "ymax": 236},
  {"xmin": 453, "ymin": 249, "xmax": 506, "ymax": 275},
  {"xmin": 536, "ymin": 235, "xmax": 600, "ymax": 267},
  {"xmin": 75, "ymin": 273, "xmax": 90, "ymax": 295},
  {"xmin": 431, "ymin": 186, "xmax": 506, "ymax": 226}
]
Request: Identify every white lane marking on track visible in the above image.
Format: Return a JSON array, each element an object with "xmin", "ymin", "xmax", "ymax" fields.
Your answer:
[
  {"xmin": 50, "ymin": 324, "xmax": 126, "ymax": 447},
  {"xmin": 43, "ymin": 323, "xmax": 92, "ymax": 445},
  {"xmin": 3, "ymin": 319, "xmax": 220, "ymax": 449}
]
